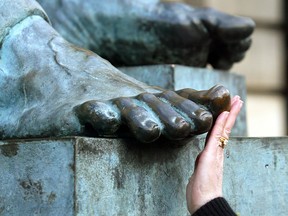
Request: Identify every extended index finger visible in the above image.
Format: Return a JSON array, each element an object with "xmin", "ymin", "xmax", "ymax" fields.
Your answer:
[{"xmin": 222, "ymin": 96, "xmax": 243, "ymax": 139}]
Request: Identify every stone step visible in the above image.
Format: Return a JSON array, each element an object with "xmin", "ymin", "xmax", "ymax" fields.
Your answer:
[
  {"xmin": 120, "ymin": 65, "xmax": 247, "ymax": 136},
  {"xmin": 0, "ymin": 137, "xmax": 287, "ymax": 215}
]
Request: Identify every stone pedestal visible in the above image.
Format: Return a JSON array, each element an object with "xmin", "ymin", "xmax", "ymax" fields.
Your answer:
[
  {"xmin": 120, "ymin": 65, "xmax": 247, "ymax": 136},
  {"xmin": 1, "ymin": 137, "xmax": 287, "ymax": 216}
]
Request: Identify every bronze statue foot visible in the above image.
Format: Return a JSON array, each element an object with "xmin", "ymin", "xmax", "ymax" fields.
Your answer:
[
  {"xmin": 0, "ymin": 1, "xmax": 231, "ymax": 142},
  {"xmin": 37, "ymin": 0, "xmax": 255, "ymax": 70},
  {"xmin": 75, "ymin": 91, "xmax": 214, "ymax": 143}
]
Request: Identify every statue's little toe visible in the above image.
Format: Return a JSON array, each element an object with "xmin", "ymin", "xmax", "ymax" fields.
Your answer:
[{"xmin": 176, "ymin": 85, "xmax": 231, "ymax": 118}]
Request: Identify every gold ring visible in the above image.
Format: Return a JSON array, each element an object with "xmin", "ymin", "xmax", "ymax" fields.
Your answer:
[{"xmin": 219, "ymin": 137, "xmax": 228, "ymax": 149}]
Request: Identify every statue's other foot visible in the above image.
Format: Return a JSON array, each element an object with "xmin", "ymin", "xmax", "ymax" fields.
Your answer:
[
  {"xmin": 195, "ymin": 7, "xmax": 254, "ymax": 70},
  {"xmin": 37, "ymin": 0, "xmax": 255, "ymax": 70},
  {"xmin": 0, "ymin": 10, "xmax": 231, "ymax": 142}
]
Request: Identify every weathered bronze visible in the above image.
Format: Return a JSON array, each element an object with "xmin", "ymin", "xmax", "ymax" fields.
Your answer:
[
  {"xmin": 0, "ymin": 1, "xmax": 246, "ymax": 142},
  {"xmin": 75, "ymin": 85, "xmax": 230, "ymax": 143},
  {"xmin": 37, "ymin": 0, "xmax": 255, "ymax": 70}
]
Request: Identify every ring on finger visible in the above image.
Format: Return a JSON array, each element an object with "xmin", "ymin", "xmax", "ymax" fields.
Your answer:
[{"xmin": 219, "ymin": 137, "xmax": 228, "ymax": 149}]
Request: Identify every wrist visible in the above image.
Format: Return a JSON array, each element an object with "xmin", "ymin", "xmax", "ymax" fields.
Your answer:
[{"xmin": 191, "ymin": 197, "xmax": 237, "ymax": 216}]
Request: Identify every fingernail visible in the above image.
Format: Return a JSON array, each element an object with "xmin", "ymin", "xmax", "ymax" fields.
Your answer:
[
  {"xmin": 240, "ymin": 100, "xmax": 244, "ymax": 107},
  {"xmin": 223, "ymin": 111, "xmax": 230, "ymax": 118}
]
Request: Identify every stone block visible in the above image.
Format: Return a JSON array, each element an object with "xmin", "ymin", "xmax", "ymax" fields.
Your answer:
[
  {"xmin": 1, "ymin": 137, "xmax": 288, "ymax": 215},
  {"xmin": 120, "ymin": 65, "xmax": 247, "ymax": 136},
  {"xmin": 0, "ymin": 139, "xmax": 74, "ymax": 215}
]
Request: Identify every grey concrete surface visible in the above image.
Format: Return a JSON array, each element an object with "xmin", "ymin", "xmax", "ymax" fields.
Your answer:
[
  {"xmin": 120, "ymin": 65, "xmax": 247, "ymax": 136},
  {"xmin": 1, "ymin": 137, "xmax": 287, "ymax": 215},
  {"xmin": 0, "ymin": 139, "xmax": 74, "ymax": 216}
]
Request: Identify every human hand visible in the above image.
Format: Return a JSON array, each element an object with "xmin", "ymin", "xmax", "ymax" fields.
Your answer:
[{"xmin": 186, "ymin": 95, "xmax": 243, "ymax": 214}]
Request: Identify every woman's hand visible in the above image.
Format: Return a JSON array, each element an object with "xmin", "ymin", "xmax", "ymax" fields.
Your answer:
[{"xmin": 186, "ymin": 96, "xmax": 243, "ymax": 214}]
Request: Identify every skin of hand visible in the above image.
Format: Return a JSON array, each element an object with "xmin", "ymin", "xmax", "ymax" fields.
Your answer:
[{"xmin": 186, "ymin": 95, "xmax": 243, "ymax": 214}]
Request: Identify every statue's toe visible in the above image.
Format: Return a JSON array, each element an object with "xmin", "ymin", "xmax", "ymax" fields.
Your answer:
[
  {"xmin": 113, "ymin": 97, "xmax": 161, "ymax": 143},
  {"xmin": 199, "ymin": 8, "xmax": 255, "ymax": 41},
  {"xmin": 136, "ymin": 93, "xmax": 191, "ymax": 140},
  {"xmin": 156, "ymin": 91, "xmax": 213, "ymax": 134},
  {"xmin": 216, "ymin": 15, "xmax": 255, "ymax": 41},
  {"xmin": 176, "ymin": 85, "xmax": 231, "ymax": 118},
  {"xmin": 74, "ymin": 100, "xmax": 121, "ymax": 136}
]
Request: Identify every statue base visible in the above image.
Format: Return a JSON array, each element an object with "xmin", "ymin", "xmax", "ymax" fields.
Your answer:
[
  {"xmin": 1, "ymin": 137, "xmax": 287, "ymax": 215},
  {"xmin": 120, "ymin": 65, "xmax": 247, "ymax": 136}
]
